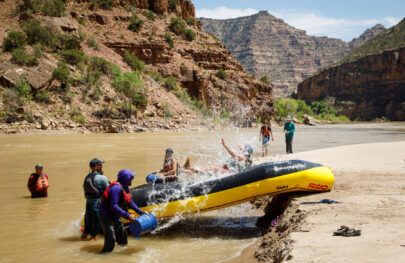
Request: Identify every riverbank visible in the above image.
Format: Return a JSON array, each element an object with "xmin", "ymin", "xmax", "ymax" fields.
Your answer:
[{"xmin": 247, "ymin": 141, "xmax": 405, "ymax": 262}]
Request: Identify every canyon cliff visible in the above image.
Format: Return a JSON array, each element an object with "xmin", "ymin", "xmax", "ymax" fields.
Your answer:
[{"xmin": 199, "ymin": 11, "xmax": 385, "ymax": 97}]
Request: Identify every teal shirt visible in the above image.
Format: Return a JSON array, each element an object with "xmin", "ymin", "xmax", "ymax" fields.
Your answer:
[
  {"xmin": 86, "ymin": 172, "xmax": 109, "ymax": 206},
  {"xmin": 284, "ymin": 121, "xmax": 295, "ymax": 138}
]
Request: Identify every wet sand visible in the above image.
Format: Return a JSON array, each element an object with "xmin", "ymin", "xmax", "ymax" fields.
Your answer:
[{"xmin": 250, "ymin": 141, "xmax": 405, "ymax": 262}]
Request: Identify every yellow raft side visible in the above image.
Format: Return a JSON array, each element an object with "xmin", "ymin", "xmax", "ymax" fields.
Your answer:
[{"xmin": 127, "ymin": 165, "xmax": 334, "ymax": 219}]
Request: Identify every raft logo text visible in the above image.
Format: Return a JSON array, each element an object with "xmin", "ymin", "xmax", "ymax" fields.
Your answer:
[{"xmin": 308, "ymin": 183, "xmax": 328, "ymax": 190}]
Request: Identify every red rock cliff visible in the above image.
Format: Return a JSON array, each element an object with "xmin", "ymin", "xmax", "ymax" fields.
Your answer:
[{"xmin": 297, "ymin": 47, "xmax": 405, "ymax": 120}]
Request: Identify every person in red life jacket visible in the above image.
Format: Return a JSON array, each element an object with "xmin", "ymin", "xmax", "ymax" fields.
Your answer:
[
  {"xmin": 27, "ymin": 164, "xmax": 49, "ymax": 198},
  {"xmin": 151, "ymin": 148, "xmax": 179, "ymax": 183},
  {"xmin": 98, "ymin": 169, "xmax": 145, "ymax": 253},
  {"xmin": 259, "ymin": 121, "xmax": 274, "ymax": 157}
]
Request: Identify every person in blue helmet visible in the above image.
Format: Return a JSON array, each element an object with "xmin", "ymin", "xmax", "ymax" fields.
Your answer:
[
  {"xmin": 204, "ymin": 139, "xmax": 253, "ymax": 173},
  {"xmin": 98, "ymin": 169, "xmax": 145, "ymax": 253}
]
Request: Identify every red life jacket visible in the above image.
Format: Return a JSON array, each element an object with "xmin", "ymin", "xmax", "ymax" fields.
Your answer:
[
  {"xmin": 262, "ymin": 126, "xmax": 271, "ymax": 137},
  {"xmin": 101, "ymin": 181, "xmax": 132, "ymax": 206}
]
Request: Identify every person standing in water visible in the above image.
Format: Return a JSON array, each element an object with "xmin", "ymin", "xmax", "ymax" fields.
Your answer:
[
  {"xmin": 284, "ymin": 116, "xmax": 295, "ymax": 154},
  {"xmin": 27, "ymin": 164, "xmax": 49, "ymax": 198},
  {"xmin": 81, "ymin": 158, "xmax": 109, "ymax": 241},
  {"xmin": 99, "ymin": 169, "xmax": 145, "ymax": 253},
  {"xmin": 259, "ymin": 121, "xmax": 274, "ymax": 157}
]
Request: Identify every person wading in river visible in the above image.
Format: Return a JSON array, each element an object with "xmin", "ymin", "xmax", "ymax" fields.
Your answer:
[
  {"xmin": 81, "ymin": 158, "xmax": 109, "ymax": 241},
  {"xmin": 259, "ymin": 121, "xmax": 274, "ymax": 157},
  {"xmin": 284, "ymin": 116, "xmax": 295, "ymax": 154},
  {"xmin": 99, "ymin": 169, "xmax": 145, "ymax": 253},
  {"xmin": 27, "ymin": 164, "xmax": 49, "ymax": 198}
]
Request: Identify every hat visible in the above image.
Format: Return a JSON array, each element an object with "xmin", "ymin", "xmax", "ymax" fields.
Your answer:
[
  {"xmin": 165, "ymin": 148, "xmax": 174, "ymax": 154},
  {"xmin": 89, "ymin": 158, "xmax": 105, "ymax": 167},
  {"xmin": 286, "ymin": 116, "xmax": 292, "ymax": 120},
  {"xmin": 35, "ymin": 164, "xmax": 43, "ymax": 169}
]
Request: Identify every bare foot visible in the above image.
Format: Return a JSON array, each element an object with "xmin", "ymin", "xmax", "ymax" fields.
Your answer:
[{"xmin": 90, "ymin": 236, "xmax": 96, "ymax": 242}]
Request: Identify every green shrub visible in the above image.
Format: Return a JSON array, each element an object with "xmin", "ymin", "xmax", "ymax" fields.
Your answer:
[
  {"xmin": 33, "ymin": 43, "xmax": 44, "ymax": 58},
  {"xmin": 78, "ymin": 28, "xmax": 86, "ymax": 41},
  {"xmin": 2, "ymin": 30, "xmax": 27, "ymax": 52},
  {"xmin": 143, "ymin": 10, "xmax": 155, "ymax": 21},
  {"xmin": 17, "ymin": 0, "xmax": 42, "ymax": 15},
  {"xmin": 168, "ymin": 0, "xmax": 177, "ymax": 11},
  {"xmin": 274, "ymin": 98, "xmax": 298, "ymax": 119},
  {"xmin": 184, "ymin": 28, "xmax": 195, "ymax": 41},
  {"xmin": 22, "ymin": 19, "xmax": 54, "ymax": 47},
  {"xmin": 185, "ymin": 17, "xmax": 195, "ymax": 25},
  {"xmin": 162, "ymin": 102, "xmax": 172, "ymax": 118},
  {"xmin": 217, "ymin": 68, "xmax": 227, "ymax": 80},
  {"xmin": 98, "ymin": 0, "xmax": 114, "ymax": 9},
  {"xmin": 60, "ymin": 88, "xmax": 74, "ymax": 103},
  {"xmin": 15, "ymin": 77, "xmax": 33, "ymax": 100},
  {"xmin": 111, "ymin": 64, "xmax": 122, "ymax": 77},
  {"xmin": 164, "ymin": 32, "xmax": 174, "ymax": 48},
  {"xmin": 123, "ymin": 50, "xmax": 144, "ymax": 72},
  {"xmin": 260, "ymin": 75, "xmax": 270, "ymax": 84},
  {"xmin": 2, "ymin": 89, "xmax": 19, "ymax": 112},
  {"xmin": 11, "ymin": 48, "xmax": 39, "ymax": 66},
  {"xmin": 169, "ymin": 17, "xmax": 186, "ymax": 35},
  {"xmin": 53, "ymin": 61, "xmax": 72, "ymax": 88},
  {"xmin": 41, "ymin": 0, "xmax": 65, "ymax": 17},
  {"xmin": 70, "ymin": 107, "xmax": 86, "ymax": 123},
  {"xmin": 297, "ymin": 99, "xmax": 312, "ymax": 115},
  {"xmin": 220, "ymin": 108, "xmax": 230, "ymax": 119},
  {"xmin": 164, "ymin": 76, "xmax": 178, "ymax": 91},
  {"xmin": 56, "ymin": 34, "xmax": 80, "ymax": 50},
  {"xmin": 311, "ymin": 101, "xmax": 337, "ymax": 115},
  {"xmin": 112, "ymin": 71, "xmax": 148, "ymax": 117},
  {"xmin": 35, "ymin": 89, "xmax": 51, "ymax": 103},
  {"xmin": 60, "ymin": 49, "xmax": 87, "ymax": 65},
  {"xmin": 89, "ymin": 56, "xmax": 111, "ymax": 75},
  {"xmin": 87, "ymin": 35, "xmax": 98, "ymax": 50},
  {"xmin": 84, "ymin": 70, "xmax": 102, "ymax": 89},
  {"xmin": 128, "ymin": 14, "xmax": 144, "ymax": 33},
  {"xmin": 150, "ymin": 71, "xmax": 163, "ymax": 83}
]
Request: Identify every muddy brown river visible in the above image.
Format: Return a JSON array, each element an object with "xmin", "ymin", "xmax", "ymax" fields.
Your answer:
[{"xmin": 1, "ymin": 123, "xmax": 404, "ymax": 262}]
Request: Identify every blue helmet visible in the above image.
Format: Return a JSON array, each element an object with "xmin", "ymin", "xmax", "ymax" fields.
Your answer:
[{"xmin": 244, "ymin": 144, "xmax": 253, "ymax": 154}]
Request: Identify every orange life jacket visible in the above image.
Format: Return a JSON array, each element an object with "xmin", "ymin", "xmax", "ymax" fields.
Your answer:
[
  {"xmin": 35, "ymin": 173, "xmax": 49, "ymax": 192},
  {"xmin": 101, "ymin": 181, "xmax": 132, "ymax": 206},
  {"xmin": 262, "ymin": 126, "xmax": 271, "ymax": 137}
]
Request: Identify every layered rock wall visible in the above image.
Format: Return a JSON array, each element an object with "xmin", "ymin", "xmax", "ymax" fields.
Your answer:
[
  {"xmin": 200, "ymin": 12, "xmax": 385, "ymax": 97},
  {"xmin": 297, "ymin": 47, "xmax": 405, "ymax": 120}
]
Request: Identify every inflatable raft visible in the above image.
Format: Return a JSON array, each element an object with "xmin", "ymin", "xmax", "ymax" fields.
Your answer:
[{"xmin": 128, "ymin": 160, "xmax": 334, "ymax": 218}]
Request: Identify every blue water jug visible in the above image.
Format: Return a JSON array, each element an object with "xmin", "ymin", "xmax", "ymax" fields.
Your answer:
[
  {"xmin": 146, "ymin": 174, "xmax": 163, "ymax": 184},
  {"xmin": 129, "ymin": 213, "xmax": 158, "ymax": 236}
]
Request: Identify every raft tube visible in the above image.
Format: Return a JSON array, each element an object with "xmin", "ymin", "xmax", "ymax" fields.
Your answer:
[{"xmin": 129, "ymin": 160, "xmax": 334, "ymax": 218}]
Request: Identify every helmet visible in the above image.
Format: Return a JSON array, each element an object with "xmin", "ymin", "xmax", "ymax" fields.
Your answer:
[{"xmin": 244, "ymin": 144, "xmax": 253, "ymax": 154}]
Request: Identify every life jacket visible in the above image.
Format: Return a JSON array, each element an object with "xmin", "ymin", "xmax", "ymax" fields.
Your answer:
[
  {"xmin": 34, "ymin": 173, "xmax": 49, "ymax": 192},
  {"xmin": 101, "ymin": 181, "xmax": 132, "ymax": 207},
  {"xmin": 163, "ymin": 157, "xmax": 179, "ymax": 176},
  {"xmin": 83, "ymin": 172, "xmax": 102, "ymax": 199},
  {"xmin": 262, "ymin": 126, "xmax": 271, "ymax": 137}
]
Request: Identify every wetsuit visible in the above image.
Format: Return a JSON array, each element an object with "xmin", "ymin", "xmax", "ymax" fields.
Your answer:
[
  {"xmin": 99, "ymin": 170, "xmax": 144, "ymax": 253},
  {"xmin": 83, "ymin": 171, "xmax": 109, "ymax": 238},
  {"xmin": 27, "ymin": 173, "xmax": 48, "ymax": 198}
]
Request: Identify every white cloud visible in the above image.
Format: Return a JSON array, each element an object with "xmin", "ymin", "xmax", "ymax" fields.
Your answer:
[
  {"xmin": 197, "ymin": 6, "xmax": 401, "ymax": 41},
  {"xmin": 196, "ymin": 6, "xmax": 259, "ymax": 20},
  {"xmin": 270, "ymin": 11, "xmax": 400, "ymax": 41}
]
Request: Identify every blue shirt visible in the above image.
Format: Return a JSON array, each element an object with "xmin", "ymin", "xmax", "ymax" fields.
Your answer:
[{"xmin": 284, "ymin": 121, "xmax": 295, "ymax": 138}]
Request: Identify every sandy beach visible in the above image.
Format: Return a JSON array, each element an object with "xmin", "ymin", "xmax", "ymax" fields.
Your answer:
[{"xmin": 253, "ymin": 141, "xmax": 405, "ymax": 262}]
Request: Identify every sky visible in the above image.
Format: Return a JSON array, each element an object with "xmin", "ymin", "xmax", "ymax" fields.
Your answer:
[{"xmin": 194, "ymin": 0, "xmax": 404, "ymax": 41}]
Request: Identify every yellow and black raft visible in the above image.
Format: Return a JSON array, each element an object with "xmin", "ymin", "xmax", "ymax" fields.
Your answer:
[{"xmin": 130, "ymin": 160, "xmax": 334, "ymax": 218}]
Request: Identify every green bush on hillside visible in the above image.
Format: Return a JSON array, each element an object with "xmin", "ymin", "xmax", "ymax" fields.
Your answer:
[
  {"xmin": 217, "ymin": 68, "xmax": 227, "ymax": 80},
  {"xmin": 185, "ymin": 17, "xmax": 195, "ymax": 25},
  {"xmin": 56, "ymin": 34, "xmax": 80, "ymax": 50},
  {"xmin": 165, "ymin": 32, "xmax": 174, "ymax": 48},
  {"xmin": 60, "ymin": 49, "xmax": 87, "ymax": 65},
  {"xmin": 150, "ymin": 71, "xmax": 163, "ymax": 83},
  {"xmin": 143, "ymin": 10, "xmax": 155, "ymax": 21},
  {"xmin": 184, "ymin": 28, "xmax": 195, "ymax": 41},
  {"xmin": 87, "ymin": 0, "xmax": 115, "ymax": 10},
  {"xmin": 2, "ymin": 30, "xmax": 27, "ymax": 52},
  {"xmin": 35, "ymin": 89, "xmax": 51, "ymax": 103},
  {"xmin": 164, "ymin": 76, "xmax": 179, "ymax": 91},
  {"xmin": 15, "ymin": 77, "xmax": 33, "ymax": 101},
  {"xmin": 87, "ymin": 35, "xmax": 98, "ymax": 50},
  {"xmin": 22, "ymin": 20, "xmax": 54, "ymax": 47},
  {"xmin": 89, "ymin": 56, "xmax": 111, "ymax": 75},
  {"xmin": 53, "ymin": 61, "xmax": 72, "ymax": 88},
  {"xmin": 11, "ymin": 48, "xmax": 39, "ymax": 66},
  {"xmin": 311, "ymin": 101, "xmax": 336, "ymax": 115},
  {"xmin": 128, "ymin": 14, "xmax": 144, "ymax": 33},
  {"xmin": 260, "ymin": 75, "xmax": 270, "ymax": 84},
  {"xmin": 169, "ymin": 17, "xmax": 186, "ymax": 35},
  {"xmin": 41, "ymin": 0, "xmax": 65, "ymax": 17},
  {"xmin": 123, "ymin": 50, "xmax": 144, "ymax": 72}
]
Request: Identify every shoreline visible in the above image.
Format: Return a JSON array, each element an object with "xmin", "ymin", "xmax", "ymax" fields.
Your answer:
[{"xmin": 244, "ymin": 141, "xmax": 405, "ymax": 262}]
